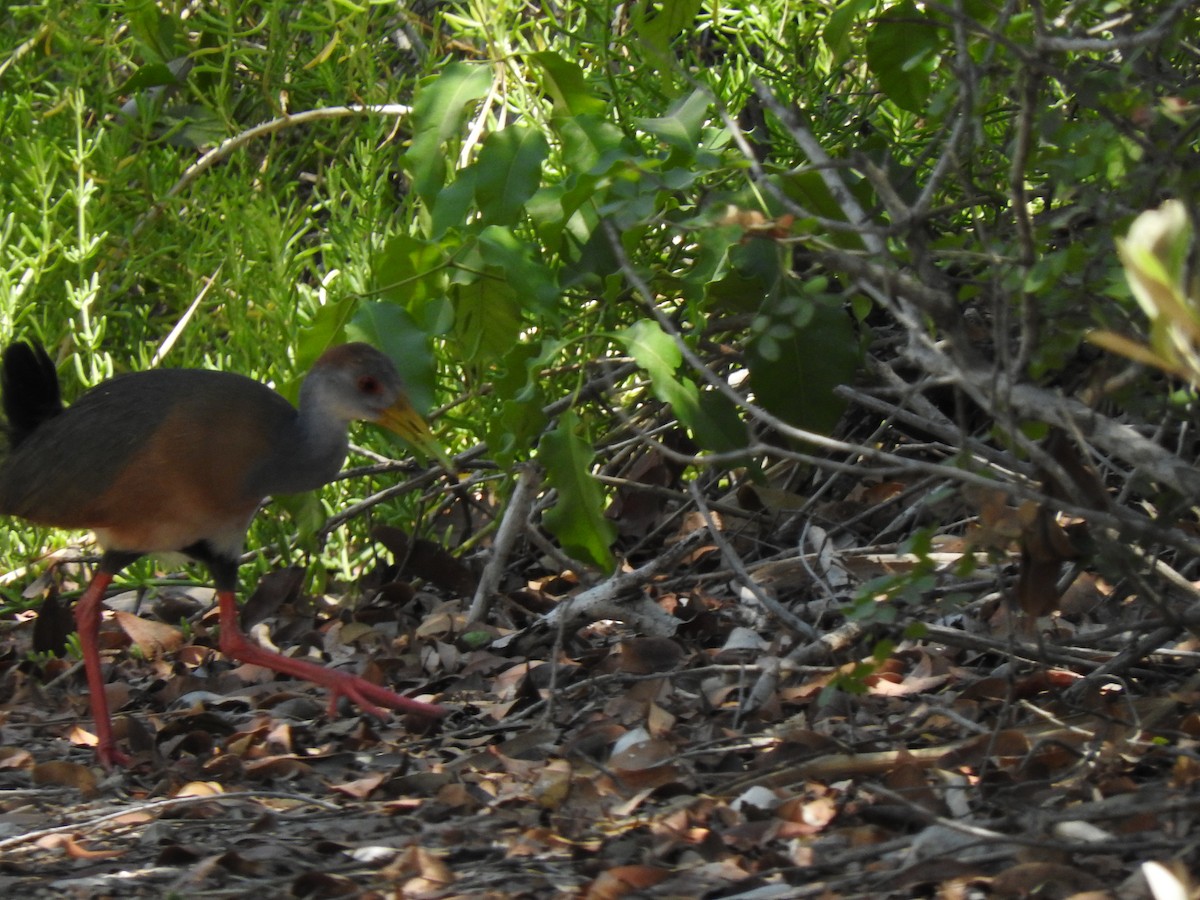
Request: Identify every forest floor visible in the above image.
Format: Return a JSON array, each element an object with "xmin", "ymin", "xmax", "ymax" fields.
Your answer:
[{"xmin": 2, "ymin": 386, "xmax": 1200, "ymax": 900}]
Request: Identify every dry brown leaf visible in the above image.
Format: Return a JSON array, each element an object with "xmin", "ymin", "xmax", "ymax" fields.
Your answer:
[
  {"xmin": 647, "ymin": 701, "xmax": 676, "ymax": 738},
  {"xmin": 31, "ymin": 759, "xmax": 97, "ymax": 797},
  {"xmin": 414, "ymin": 607, "xmax": 457, "ymax": 638},
  {"xmin": 243, "ymin": 755, "xmax": 313, "ymax": 780},
  {"xmin": 617, "ymin": 637, "xmax": 684, "ymax": 673},
  {"xmin": 380, "ymin": 845, "xmax": 455, "ymax": 886},
  {"xmin": 0, "ymin": 746, "xmax": 34, "ymax": 769},
  {"xmin": 289, "ymin": 872, "xmax": 358, "ymax": 897},
  {"xmin": 532, "ymin": 758, "xmax": 572, "ymax": 809},
  {"xmin": 37, "ymin": 833, "xmax": 124, "ymax": 860},
  {"xmin": 112, "ymin": 609, "xmax": 185, "ymax": 657},
  {"xmin": 988, "ymin": 861, "xmax": 1105, "ymax": 897},
  {"xmin": 174, "ymin": 781, "xmax": 225, "ymax": 798},
  {"xmin": 585, "ymin": 864, "xmax": 671, "ymax": 899},
  {"xmin": 329, "ymin": 770, "xmax": 389, "ymax": 799},
  {"xmin": 239, "ymin": 567, "xmax": 305, "ymax": 629}
]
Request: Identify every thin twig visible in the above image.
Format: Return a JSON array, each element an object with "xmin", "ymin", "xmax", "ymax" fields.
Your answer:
[
  {"xmin": 687, "ymin": 482, "xmax": 817, "ymax": 640},
  {"xmin": 0, "ymin": 790, "xmax": 342, "ymax": 852},
  {"xmin": 131, "ymin": 104, "xmax": 413, "ymax": 239},
  {"xmin": 467, "ymin": 463, "xmax": 540, "ymax": 625}
]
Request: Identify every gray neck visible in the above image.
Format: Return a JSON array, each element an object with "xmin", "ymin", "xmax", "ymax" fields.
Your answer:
[{"xmin": 251, "ymin": 380, "xmax": 352, "ymax": 496}]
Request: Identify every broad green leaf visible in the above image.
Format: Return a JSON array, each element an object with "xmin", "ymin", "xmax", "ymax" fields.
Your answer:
[
  {"xmin": 431, "ymin": 168, "xmax": 477, "ymax": 239},
  {"xmin": 635, "ymin": 90, "xmax": 710, "ymax": 155},
  {"xmin": 372, "ymin": 233, "xmax": 451, "ymax": 317},
  {"xmin": 620, "ymin": 320, "xmax": 747, "ymax": 452},
  {"xmin": 489, "ymin": 341, "xmax": 549, "ymax": 466},
  {"xmin": 557, "ymin": 115, "xmax": 626, "ymax": 175},
  {"xmin": 679, "ymin": 223, "xmax": 741, "ymax": 302},
  {"xmin": 823, "ymin": 0, "xmax": 876, "ymax": 65},
  {"xmin": 526, "ymin": 183, "xmax": 568, "ymax": 245},
  {"xmin": 705, "ymin": 238, "xmax": 785, "ymax": 314},
  {"xmin": 530, "ymin": 52, "xmax": 608, "ymax": 117},
  {"xmin": 406, "ymin": 63, "xmax": 493, "ymax": 203},
  {"xmin": 865, "ymin": 0, "xmax": 941, "ymax": 112},
  {"xmin": 169, "ymin": 104, "xmax": 225, "ymax": 150},
  {"xmin": 477, "ymin": 226, "xmax": 559, "ymax": 314},
  {"xmin": 124, "ymin": 0, "xmax": 178, "ymax": 62},
  {"xmin": 495, "ymin": 396, "xmax": 547, "ymax": 462},
  {"xmin": 778, "ymin": 170, "xmax": 869, "ymax": 250},
  {"xmin": 473, "ymin": 125, "xmax": 550, "ymax": 226},
  {"xmin": 540, "ymin": 411, "xmax": 617, "ymax": 571},
  {"xmin": 630, "ymin": 0, "xmax": 704, "ymax": 57},
  {"xmin": 621, "ymin": 319, "xmax": 682, "ymax": 384},
  {"xmin": 688, "ymin": 389, "xmax": 749, "ymax": 454},
  {"xmin": 117, "ymin": 62, "xmax": 180, "ymax": 93},
  {"xmin": 273, "ymin": 492, "xmax": 328, "ymax": 542},
  {"xmin": 451, "ymin": 277, "xmax": 524, "ymax": 364},
  {"xmin": 747, "ymin": 294, "xmax": 861, "ymax": 436},
  {"xmin": 564, "ymin": 223, "xmax": 620, "ymax": 288}
]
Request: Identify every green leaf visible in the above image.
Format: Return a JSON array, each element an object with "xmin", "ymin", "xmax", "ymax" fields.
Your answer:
[
  {"xmin": 823, "ymin": 0, "xmax": 876, "ymax": 65},
  {"xmin": 620, "ymin": 320, "xmax": 747, "ymax": 452},
  {"xmin": 431, "ymin": 168, "xmax": 478, "ymax": 239},
  {"xmin": 747, "ymin": 293, "xmax": 862, "ymax": 436},
  {"xmin": 293, "ymin": 298, "xmax": 358, "ymax": 395},
  {"xmin": 123, "ymin": 0, "xmax": 179, "ymax": 62},
  {"xmin": 705, "ymin": 238, "xmax": 784, "ymax": 314},
  {"xmin": 564, "ymin": 223, "xmax": 621, "ymax": 288},
  {"xmin": 865, "ymin": 0, "xmax": 941, "ymax": 112},
  {"xmin": 473, "ymin": 125, "xmax": 550, "ymax": 226},
  {"xmin": 530, "ymin": 52, "xmax": 608, "ymax": 117},
  {"xmin": 476, "ymin": 226, "xmax": 559, "ymax": 314},
  {"xmin": 630, "ymin": 0, "xmax": 704, "ymax": 57},
  {"xmin": 540, "ymin": 411, "xmax": 617, "ymax": 571},
  {"xmin": 557, "ymin": 115, "xmax": 626, "ymax": 175},
  {"xmin": 621, "ymin": 319, "xmax": 682, "ymax": 384},
  {"xmin": 406, "ymin": 63, "xmax": 493, "ymax": 203},
  {"xmin": 495, "ymin": 395, "xmax": 548, "ymax": 468},
  {"xmin": 688, "ymin": 389, "xmax": 748, "ymax": 454},
  {"xmin": 451, "ymin": 277, "xmax": 524, "ymax": 364},
  {"xmin": 273, "ymin": 492, "xmax": 328, "ymax": 542},
  {"xmin": 489, "ymin": 341, "xmax": 549, "ymax": 467},
  {"xmin": 117, "ymin": 62, "xmax": 181, "ymax": 93},
  {"xmin": 372, "ymin": 233, "xmax": 451, "ymax": 322},
  {"xmin": 167, "ymin": 104, "xmax": 225, "ymax": 150},
  {"xmin": 635, "ymin": 89, "xmax": 710, "ymax": 155},
  {"xmin": 778, "ymin": 170, "xmax": 869, "ymax": 251}
]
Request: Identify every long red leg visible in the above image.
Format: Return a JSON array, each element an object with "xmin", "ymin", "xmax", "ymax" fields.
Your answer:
[
  {"xmin": 73, "ymin": 573, "xmax": 131, "ymax": 768},
  {"xmin": 215, "ymin": 590, "xmax": 445, "ymax": 720}
]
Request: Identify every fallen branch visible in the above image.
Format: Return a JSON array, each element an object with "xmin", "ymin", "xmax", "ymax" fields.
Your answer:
[{"xmin": 500, "ymin": 526, "xmax": 711, "ymax": 646}]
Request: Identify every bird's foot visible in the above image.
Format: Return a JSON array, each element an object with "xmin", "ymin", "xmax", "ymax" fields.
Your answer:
[
  {"xmin": 219, "ymin": 627, "xmax": 445, "ymax": 722},
  {"xmin": 95, "ymin": 738, "xmax": 132, "ymax": 770},
  {"xmin": 317, "ymin": 666, "xmax": 446, "ymax": 720}
]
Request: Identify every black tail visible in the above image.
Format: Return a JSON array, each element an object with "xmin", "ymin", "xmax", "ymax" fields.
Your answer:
[{"xmin": 2, "ymin": 341, "xmax": 63, "ymax": 448}]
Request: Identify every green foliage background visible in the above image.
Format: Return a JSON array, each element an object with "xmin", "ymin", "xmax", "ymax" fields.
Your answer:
[{"xmin": 0, "ymin": 0, "xmax": 1196, "ymax": 586}]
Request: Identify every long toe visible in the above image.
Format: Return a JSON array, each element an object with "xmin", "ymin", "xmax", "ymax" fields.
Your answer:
[{"xmin": 322, "ymin": 670, "xmax": 446, "ymax": 719}]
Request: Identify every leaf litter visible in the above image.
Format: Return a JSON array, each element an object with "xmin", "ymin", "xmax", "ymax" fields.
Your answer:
[{"xmin": 2, "ymin": 397, "xmax": 1200, "ymax": 899}]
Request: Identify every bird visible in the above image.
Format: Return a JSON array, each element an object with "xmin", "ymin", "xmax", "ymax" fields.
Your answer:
[{"xmin": 0, "ymin": 339, "xmax": 449, "ymax": 767}]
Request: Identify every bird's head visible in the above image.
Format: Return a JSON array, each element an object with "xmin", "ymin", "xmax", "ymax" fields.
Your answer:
[{"xmin": 306, "ymin": 343, "xmax": 452, "ymax": 469}]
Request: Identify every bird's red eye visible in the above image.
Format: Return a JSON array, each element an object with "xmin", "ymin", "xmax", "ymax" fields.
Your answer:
[{"xmin": 358, "ymin": 375, "xmax": 380, "ymax": 394}]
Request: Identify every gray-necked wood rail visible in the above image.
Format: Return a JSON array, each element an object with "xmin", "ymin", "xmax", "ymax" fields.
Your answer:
[{"xmin": 0, "ymin": 340, "xmax": 448, "ymax": 767}]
